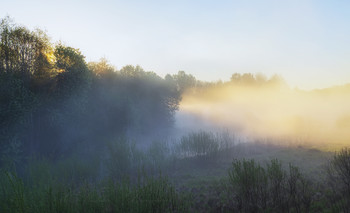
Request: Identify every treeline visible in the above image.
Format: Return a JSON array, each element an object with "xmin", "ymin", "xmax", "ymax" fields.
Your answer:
[
  {"xmin": 169, "ymin": 71, "xmax": 288, "ymax": 96},
  {"xmin": 0, "ymin": 17, "xmax": 195, "ymax": 167}
]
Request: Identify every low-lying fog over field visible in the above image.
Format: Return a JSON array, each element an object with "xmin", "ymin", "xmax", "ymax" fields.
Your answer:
[{"xmin": 176, "ymin": 81, "xmax": 350, "ymax": 149}]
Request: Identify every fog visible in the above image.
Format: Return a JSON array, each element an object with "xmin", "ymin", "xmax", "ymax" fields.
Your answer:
[{"xmin": 176, "ymin": 82, "xmax": 350, "ymax": 150}]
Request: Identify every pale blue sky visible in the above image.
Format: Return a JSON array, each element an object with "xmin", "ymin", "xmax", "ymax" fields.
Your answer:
[{"xmin": 1, "ymin": 0, "xmax": 350, "ymax": 89}]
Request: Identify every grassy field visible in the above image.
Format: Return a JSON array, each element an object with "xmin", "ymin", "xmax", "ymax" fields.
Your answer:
[{"xmin": 0, "ymin": 132, "xmax": 348, "ymax": 212}]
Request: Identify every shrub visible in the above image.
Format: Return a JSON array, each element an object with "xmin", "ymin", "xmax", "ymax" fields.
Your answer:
[
  {"xmin": 227, "ymin": 158, "xmax": 312, "ymax": 213},
  {"xmin": 177, "ymin": 131, "xmax": 219, "ymax": 158},
  {"xmin": 228, "ymin": 159, "xmax": 268, "ymax": 212},
  {"xmin": 327, "ymin": 147, "xmax": 350, "ymax": 211},
  {"xmin": 287, "ymin": 163, "xmax": 312, "ymax": 213},
  {"xmin": 267, "ymin": 159, "xmax": 287, "ymax": 211}
]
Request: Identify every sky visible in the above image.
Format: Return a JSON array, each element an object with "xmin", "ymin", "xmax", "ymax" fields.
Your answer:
[{"xmin": 1, "ymin": 0, "xmax": 350, "ymax": 89}]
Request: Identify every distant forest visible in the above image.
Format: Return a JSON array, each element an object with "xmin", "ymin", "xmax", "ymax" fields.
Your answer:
[{"xmin": 0, "ymin": 17, "xmax": 284, "ymax": 167}]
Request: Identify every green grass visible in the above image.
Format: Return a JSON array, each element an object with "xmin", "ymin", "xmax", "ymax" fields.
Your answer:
[
  {"xmin": 0, "ymin": 132, "xmax": 348, "ymax": 212},
  {"xmin": 0, "ymin": 171, "xmax": 190, "ymax": 213}
]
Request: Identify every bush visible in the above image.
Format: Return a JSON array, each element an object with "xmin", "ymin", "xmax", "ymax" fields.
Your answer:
[
  {"xmin": 177, "ymin": 131, "xmax": 219, "ymax": 158},
  {"xmin": 327, "ymin": 147, "xmax": 350, "ymax": 211},
  {"xmin": 227, "ymin": 158, "xmax": 312, "ymax": 213},
  {"xmin": 267, "ymin": 159, "xmax": 287, "ymax": 210},
  {"xmin": 228, "ymin": 159, "xmax": 268, "ymax": 212}
]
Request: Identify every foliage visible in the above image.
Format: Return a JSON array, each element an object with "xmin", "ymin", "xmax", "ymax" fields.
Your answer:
[
  {"xmin": 176, "ymin": 131, "xmax": 235, "ymax": 159},
  {"xmin": 228, "ymin": 159, "xmax": 267, "ymax": 212},
  {"xmin": 327, "ymin": 147, "xmax": 350, "ymax": 211},
  {"xmin": 0, "ymin": 17, "xmax": 182, "ymax": 162},
  {"xmin": 230, "ymin": 72, "xmax": 286, "ymax": 88},
  {"xmin": 227, "ymin": 158, "xmax": 312, "ymax": 212},
  {"xmin": 177, "ymin": 131, "xmax": 218, "ymax": 158},
  {"xmin": 168, "ymin": 71, "xmax": 197, "ymax": 93},
  {"xmin": 0, "ymin": 17, "xmax": 52, "ymax": 78}
]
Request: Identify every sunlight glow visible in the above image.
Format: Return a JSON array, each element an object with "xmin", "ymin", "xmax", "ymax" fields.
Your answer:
[{"xmin": 177, "ymin": 83, "xmax": 350, "ymax": 150}]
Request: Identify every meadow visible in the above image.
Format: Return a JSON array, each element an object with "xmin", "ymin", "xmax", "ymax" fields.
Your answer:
[{"xmin": 1, "ymin": 17, "xmax": 350, "ymax": 212}]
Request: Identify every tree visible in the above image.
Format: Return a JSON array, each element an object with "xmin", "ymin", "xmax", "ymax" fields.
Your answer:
[
  {"xmin": 0, "ymin": 17, "xmax": 53, "ymax": 84},
  {"xmin": 54, "ymin": 43, "xmax": 92, "ymax": 99},
  {"xmin": 88, "ymin": 58, "xmax": 115, "ymax": 77},
  {"xmin": 0, "ymin": 72, "xmax": 35, "ymax": 167},
  {"xmin": 230, "ymin": 73, "xmax": 241, "ymax": 83},
  {"xmin": 0, "ymin": 17, "xmax": 182, "ymax": 162},
  {"xmin": 120, "ymin": 64, "xmax": 145, "ymax": 77},
  {"xmin": 230, "ymin": 73, "xmax": 256, "ymax": 85},
  {"xmin": 172, "ymin": 71, "xmax": 196, "ymax": 93}
]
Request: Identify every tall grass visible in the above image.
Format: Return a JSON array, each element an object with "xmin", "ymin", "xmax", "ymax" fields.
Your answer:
[
  {"xmin": 0, "ymin": 170, "xmax": 190, "ymax": 213},
  {"xmin": 3, "ymin": 131, "xmax": 350, "ymax": 212},
  {"xmin": 0, "ymin": 135, "xmax": 194, "ymax": 212}
]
